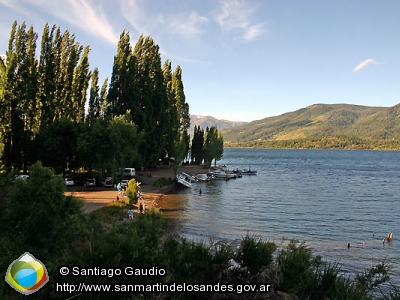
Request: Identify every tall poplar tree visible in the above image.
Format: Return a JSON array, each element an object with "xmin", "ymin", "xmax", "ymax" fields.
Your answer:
[
  {"xmin": 37, "ymin": 24, "xmax": 89, "ymax": 126},
  {"xmin": 0, "ymin": 22, "xmax": 38, "ymax": 169},
  {"xmin": 99, "ymin": 77, "xmax": 108, "ymax": 118},
  {"xmin": 162, "ymin": 60, "xmax": 179, "ymax": 156},
  {"xmin": 72, "ymin": 45, "xmax": 91, "ymax": 122},
  {"xmin": 0, "ymin": 22, "xmax": 92, "ymax": 170},
  {"xmin": 204, "ymin": 126, "xmax": 224, "ymax": 167},
  {"xmin": 37, "ymin": 23, "xmax": 57, "ymax": 128},
  {"xmin": 133, "ymin": 35, "xmax": 169, "ymax": 166},
  {"xmin": 106, "ymin": 30, "xmax": 137, "ymax": 117},
  {"xmin": 191, "ymin": 125, "xmax": 204, "ymax": 164},
  {"xmin": 87, "ymin": 67, "xmax": 100, "ymax": 123},
  {"xmin": 172, "ymin": 65, "xmax": 190, "ymax": 159},
  {"xmin": 53, "ymin": 30, "xmax": 80, "ymax": 121}
]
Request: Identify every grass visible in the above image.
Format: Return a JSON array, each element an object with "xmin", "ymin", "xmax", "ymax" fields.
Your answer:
[
  {"xmin": 153, "ymin": 176, "xmax": 174, "ymax": 187},
  {"xmin": 89, "ymin": 199, "xmax": 131, "ymax": 222}
]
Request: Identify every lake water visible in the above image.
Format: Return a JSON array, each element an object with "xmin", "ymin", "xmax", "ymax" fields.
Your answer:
[{"xmin": 158, "ymin": 148, "xmax": 400, "ymax": 285}]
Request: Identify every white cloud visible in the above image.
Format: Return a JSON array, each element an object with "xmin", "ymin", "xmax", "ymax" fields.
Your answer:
[
  {"xmin": 122, "ymin": 0, "xmax": 208, "ymax": 39},
  {"xmin": 214, "ymin": 0, "xmax": 266, "ymax": 41},
  {"xmin": 168, "ymin": 11, "xmax": 208, "ymax": 37},
  {"xmin": 352, "ymin": 58, "xmax": 381, "ymax": 73},
  {"xmin": 243, "ymin": 23, "xmax": 265, "ymax": 42},
  {"xmin": 120, "ymin": 0, "xmax": 151, "ymax": 36},
  {"xmin": 2, "ymin": 0, "xmax": 119, "ymax": 45}
]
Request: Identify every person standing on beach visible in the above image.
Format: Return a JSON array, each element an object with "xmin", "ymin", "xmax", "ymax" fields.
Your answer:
[
  {"xmin": 143, "ymin": 203, "xmax": 146, "ymax": 213},
  {"xmin": 128, "ymin": 208, "xmax": 134, "ymax": 219},
  {"xmin": 139, "ymin": 203, "xmax": 143, "ymax": 214}
]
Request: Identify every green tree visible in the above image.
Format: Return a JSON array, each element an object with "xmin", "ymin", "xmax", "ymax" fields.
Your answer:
[
  {"xmin": 34, "ymin": 118, "xmax": 80, "ymax": 174},
  {"xmin": 0, "ymin": 161, "xmax": 84, "ymax": 260},
  {"xmin": 162, "ymin": 59, "xmax": 178, "ymax": 157},
  {"xmin": 0, "ymin": 22, "xmax": 38, "ymax": 170},
  {"xmin": 173, "ymin": 65, "xmax": 190, "ymax": 135},
  {"xmin": 108, "ymin": 111, "xmax": 142, "ymax": 181},
  {"xmin": 71, "ymin": 45, "xmax": 91, "ymax": 122},
  {"xmin": 99, "ymin": 77, "xmax": 108, "ymax": 118},
  {"xmin": 106, "ymin": 30, "xmax": 137, "ymax": 117},
  {"xmin": 204, "ymin": 126, "xmax": 224, "ymax": 167},
  {"xmin": 0, "ymin": 162, "xmax": 85, "ymax": 298},
  {"xmin": 76, "ymin": 119, "xmax": 112, "ymax": 177},
  {"xmin": 37, "ymin": 24, "xmax": 89, "ymax": 126},
  {"xmin": 172, "ymin": 65, "xmax": 190, "ymax": 161},
  {"xmin": 191, "ymin": 125, "xmax": 204, "ymax": 165},
  {"xmin": 37, "ymin": 23, "xmax": 57, "ymax": 128},
  {"xmin": 87, "ymin": 67, "xmax": 100, "ymax": 124},
  {"xmin": 126, "ymin": 178, "xmax": 138, "ymax": 204},
  {"xmin": 163, "ymin": 61, "xmax": 191, "ymax": 170},
  {"xmin": 133, "ymin": 35, "xmax": 169, "ymax": 167}
]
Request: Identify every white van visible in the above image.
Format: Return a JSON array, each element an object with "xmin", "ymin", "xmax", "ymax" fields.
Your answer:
[{"xmin": 123, "ymin": 168, "xmax": 136, "ymax": 177}]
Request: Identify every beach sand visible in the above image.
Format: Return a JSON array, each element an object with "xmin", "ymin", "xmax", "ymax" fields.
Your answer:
[{"xmin": 65, "ymin": 165, "xmax": 209, "ymax": 213}]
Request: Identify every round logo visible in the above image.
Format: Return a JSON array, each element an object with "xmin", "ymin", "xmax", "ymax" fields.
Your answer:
[{"xmin": 5, "ymin": 252, "xmax": 49, "ymax": 295}]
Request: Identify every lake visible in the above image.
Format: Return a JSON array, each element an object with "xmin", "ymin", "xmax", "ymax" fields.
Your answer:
[{"xmin": 158, "ymin": 148, "xmax": 400, "ymax": 285}]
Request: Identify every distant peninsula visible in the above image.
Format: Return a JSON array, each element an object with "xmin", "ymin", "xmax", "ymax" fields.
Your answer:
[{"xmin": 219, "ymin": 103, "xmax": 400, "ymax": 150}]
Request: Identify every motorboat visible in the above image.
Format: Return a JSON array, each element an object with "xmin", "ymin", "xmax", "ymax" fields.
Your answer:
[
  {"xmin": 194, "ymin": 173, "xmax": 214, "ymax": 182},
  {"xmin": 232, "ymin": 169, "xmax": 242, "ymax": 178},
  {"xmin": 176, "ymin": 172, "xmax": 197, "ymax": 188},
  {"xmin": 209, "ymin": 169, "xmax": 236, "ymax": 180},
  {"xmin": 242, "ymin": 167, "xmax": 257, "ymax": 175}
]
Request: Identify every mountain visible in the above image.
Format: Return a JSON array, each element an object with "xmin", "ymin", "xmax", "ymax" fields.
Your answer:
[
  {"xmin": 190, "ymin": 115, "xmax": 247, "ymax": 135},
  {"xmin": 221, "ymin": 103, "xmax": 400, "ymax": 143}
]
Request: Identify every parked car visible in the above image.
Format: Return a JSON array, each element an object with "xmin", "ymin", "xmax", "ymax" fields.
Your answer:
[
  {"xmin": 11, "ymin": 174, "xmax": 29, "ymax": 182},
  {"xmin": 84, "ymin": 178, "xmax": 96, "ymax": 187},
  {"xmin": 123, "ymin": 168, "xmax": 136, "ymax": 177},
  {"xmin": 64, "ymin": 178, "xmax": 74, "ymax": 186},
  {"xmin": 120, "ymin": 179, "xmax": 129, "ymax": 188},
  {"xmin": 101, "ymin": 177, "xmax": 113, "ymax": 188}
]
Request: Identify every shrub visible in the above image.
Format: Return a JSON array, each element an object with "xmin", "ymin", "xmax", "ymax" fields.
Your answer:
[
  {"xmin": 125, "ymin": 178, "xmax": 137, "ymax": 204},
  {"xmin": 235, "ymin": 234, "xmax": 276, "ymax": 278},
  {"xmin": 153, "ymin": 177, "xmax": 173, "ymax": 187},
  {"xmin": 276, "ymin": 239, "xmax": 315, "ymax": 295},
  {"xmin": 163, "ymin": 237, "xmax": 212, "ymax": 283}
]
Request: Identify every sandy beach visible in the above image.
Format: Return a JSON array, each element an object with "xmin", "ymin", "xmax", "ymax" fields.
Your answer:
[{"xmin": 65, "ymin": 165, "xmax": 209, "ymax": 213}]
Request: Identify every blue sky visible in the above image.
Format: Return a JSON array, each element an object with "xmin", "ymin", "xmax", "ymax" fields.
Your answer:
[{"xmin": 1, "ymin": 0, "xmax": 399, "ymax": 122}]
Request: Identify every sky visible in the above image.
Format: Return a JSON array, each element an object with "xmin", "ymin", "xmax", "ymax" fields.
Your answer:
[{"xmin": 0, "ymin": 0, "xmax": 399, "ymax": 122}]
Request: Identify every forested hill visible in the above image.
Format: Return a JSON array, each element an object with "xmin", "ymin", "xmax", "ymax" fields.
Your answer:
[
  {"xmin": 221, "ymin": 103, "xmax": 400, "ymax": 148},
  {"xmin": 190, "ymin": 115, "xmax": 247, "ymax": 135}
]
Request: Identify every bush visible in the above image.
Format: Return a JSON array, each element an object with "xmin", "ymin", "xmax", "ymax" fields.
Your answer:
[
  {"xmin": 235, "ymin": 234, "xmax": 276, "ymax": 278},
  {"xmin": 276, "ymin": 239, "xmax": 318, "ymax": 295},
  {"xmin": 125, "ymin": 178, "xmax": 138, "ymax": 204},
  {"xmin": 153, "ymin": 177, "xmax": 173, "ymax": 187}
]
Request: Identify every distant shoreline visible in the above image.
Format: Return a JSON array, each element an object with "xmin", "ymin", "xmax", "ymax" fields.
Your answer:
[{"xmin": 224, "ymin": 137, "xmax": 400, "ymax": 151}]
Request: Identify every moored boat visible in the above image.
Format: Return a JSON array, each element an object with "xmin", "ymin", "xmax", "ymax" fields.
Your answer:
[
  {"xmin": 209, "ymin": 169, "xmax": 236, "ymax": 180},
  {"xmin": 242, "ymin": 167, "xmax": 257, "ymax": 175},
  {"xmin": 176, "ymin": 173, "xmax": 193, "ymax": 187},
  {"xmin": 194, "ymin": 173, "xmax": 214, "ymax": 182}
]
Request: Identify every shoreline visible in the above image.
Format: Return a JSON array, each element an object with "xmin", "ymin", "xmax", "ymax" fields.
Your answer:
[
  {"xmin": 134, "ymin": 165, "xmax": 208, "ymax": 213},
  {"xmin": 66, "ymin": 165, "xmax": 208, "ymax": 213}
]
